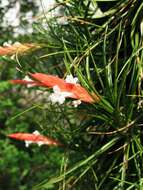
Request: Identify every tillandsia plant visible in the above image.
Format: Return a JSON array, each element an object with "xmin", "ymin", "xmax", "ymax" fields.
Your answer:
[{"xmin": 3, "ymin": 0, "xmax": 143, "ymax": 189}]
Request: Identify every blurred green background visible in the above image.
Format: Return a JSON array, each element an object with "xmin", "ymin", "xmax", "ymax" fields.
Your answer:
[{"xmin": 0, "ymin": 1, "xmax": 64, "ymax": 189}]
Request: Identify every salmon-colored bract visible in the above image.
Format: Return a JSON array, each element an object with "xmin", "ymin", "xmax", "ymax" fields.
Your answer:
[
  {"xmin": 0, "ymin": 43, "xmax": 39, "ymax": 56},
  {"xmin": 10, "ymin": 73, "xmax": 99, "ymax": 103},
  {"xmin": 8, "ymin": 132, "xmax": 62, "ymax": 146}
]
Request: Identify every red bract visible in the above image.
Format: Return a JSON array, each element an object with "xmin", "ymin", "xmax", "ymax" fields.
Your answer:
[
  {"xmin": 8, "ymin": 132, "xmax": 62, "ymax": 146},
  {"xmin": 30, "ymin": 73, "xmax": 99, "ymax": 103},
  {"xmin": 68, "ymin": 84, "xmax": 95, "ymax": 103},
  {"xmin": 11, "ymin": 73, "xmax": 99, "ymax": 103},
  {"xmin": 30, "ymin": 73, "xmax": 66, "ymax": 88},
  {"xmin": 10, "ymin": 79, "xmax": 46, "ymax": 87}
]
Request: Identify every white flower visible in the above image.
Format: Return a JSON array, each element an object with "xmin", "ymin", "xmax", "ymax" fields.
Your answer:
[
  {"xmin": 49, "ymin": 85, "xmax": 73, "ymax": 104},
  {"xmin": 25, "ymin": 140, "xmax": 33, "ymax": 147},
  {"xmin": 25, "ymin": 140, "xmax": 44, "ymax": 147},
  {"xmin": 23, "ymin": 75, "xmax": 35, "ymax": 88},
  {"xmin": 65, "ymin": 75, "xmax": 78, "ymax": 84},
  {"xmin": 23, "ymin": 75, "xmax": 32, "ymax": 81},
  {"xmin": 3, "ymin": 41, "xmax": 12, "ymax": 47},
  {"xmin": 72, "ymin": 100, "xmax": 81, "ymax": 107},
  {"xmin": 33, "ymin": 130, "xmax": 40, "ymax": 135},
  {"xmin": 25, "ymin": 130, "xmax": 44, "ymax": 147}
]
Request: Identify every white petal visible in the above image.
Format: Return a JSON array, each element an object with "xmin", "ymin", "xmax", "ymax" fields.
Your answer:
[
  {"xmin": 33, "ymin": 130, "xmax": 40, "ymax": 135},
  {"xmin": 37, "ymin": 141, "xmax": 45, "ymax": 146},
  {"xmin": 53, "ymin": 85, "xmax": 61, "ymax": 93},
  {"xmin": 23, "ymin": 75, "xmax": 32, "ymax": 82},
  {"xmin": 49, "ymin": 85, "xmax": 74, "ymax": 104},
  {"xmin": 72, "ymin": 100, "xmax": 81, "ymax": 107},
  {"xmin": 25, "ymin": 140, "xmax": 33, "ymax": 147},
  {"xmin": 65, "ymin": 75, "xmax": 78, "ymax": 84}
]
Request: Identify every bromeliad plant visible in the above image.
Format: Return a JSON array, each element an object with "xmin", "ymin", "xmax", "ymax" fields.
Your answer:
[{"xmin": 3, "ymin": 0, "xmax": 143, "ymax": 189}]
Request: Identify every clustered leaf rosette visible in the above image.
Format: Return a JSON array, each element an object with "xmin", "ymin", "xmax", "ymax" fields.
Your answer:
[{"xmin": 10, "ymin": 73, "xmax": 99, "ymax": 104}]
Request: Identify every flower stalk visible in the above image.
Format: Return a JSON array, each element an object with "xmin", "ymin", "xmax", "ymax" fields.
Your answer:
[{"xmin": 0, "ymin": 42, "xmax": 40, "ymax": 56}]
